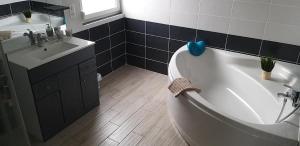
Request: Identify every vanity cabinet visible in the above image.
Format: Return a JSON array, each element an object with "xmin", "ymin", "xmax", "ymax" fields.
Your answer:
[
  {"xmin": 9, "ymin": 45, "xmax": 99, "ymax": 141},
  {"xmin": 79, "ymin": 59, "xmax": 100, "ymax": 111},
  {"xmin": 58, "ymin": 66, "xmax": 85, "ymax": 125},
  {"xmin": 35, "ymin": 92, "xmax": 64, "ymax": 140}
]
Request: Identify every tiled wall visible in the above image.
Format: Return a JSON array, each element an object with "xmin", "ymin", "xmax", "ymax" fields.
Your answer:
[
  {"xmin": 126, "ymin": 19, "xmax": 176, "ymax": 75},
  {"xmin": 73, "ymin": 18, "xmax": 126, "ymax": 76},
  {"xmin": 122, "ymin": 0, "xmax": 300, "ymax": 74},
  {"xmin": 0, "ymin": 0, "xmax": 30, "ymax": 17}
]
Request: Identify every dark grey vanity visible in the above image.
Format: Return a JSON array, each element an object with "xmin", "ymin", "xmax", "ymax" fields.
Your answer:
[{"xmin": 7, "ymin": 37, "xmax": 99, "ymax": 141}]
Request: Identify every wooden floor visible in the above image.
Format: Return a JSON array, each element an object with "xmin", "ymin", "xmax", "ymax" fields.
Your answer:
[{"xmin": 33, "ymin": 65, "xmax": 187, "ymax": 146}]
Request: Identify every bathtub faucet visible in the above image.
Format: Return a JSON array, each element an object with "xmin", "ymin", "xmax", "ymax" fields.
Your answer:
[{"xmin": 277, "ymin": 84, "xmax": 300, "ymax": 107}]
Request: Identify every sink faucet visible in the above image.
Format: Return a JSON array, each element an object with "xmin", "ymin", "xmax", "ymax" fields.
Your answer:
[
  {"xmin": 37, "ymin": 33, "xmax": 48, "ymax": 47},
  {"xmin": 23, "ymin": 29, "xmax": 36, "ymax": 45},
  {"xmin": 278, "ymin": 84, "xmax": 300, "ymax": 107}
]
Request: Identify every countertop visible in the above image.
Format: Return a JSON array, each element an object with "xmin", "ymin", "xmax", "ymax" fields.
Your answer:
[{"xmin": 7, "ymin": 37, "xmax": 95, "ymax": 69}]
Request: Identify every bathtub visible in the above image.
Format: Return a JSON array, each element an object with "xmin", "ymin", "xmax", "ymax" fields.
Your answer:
[{"xmin": 168, "ymin": 46, "xmax": 300, "ymax": 146}]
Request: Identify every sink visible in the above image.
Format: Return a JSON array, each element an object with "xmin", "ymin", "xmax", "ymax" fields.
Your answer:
[{"xmin": 30, "ymin": 42, "xmax": 78, "ymax": 60}]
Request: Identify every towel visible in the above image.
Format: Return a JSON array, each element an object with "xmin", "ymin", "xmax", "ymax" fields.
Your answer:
[{"xmin": 168, "ymin": 78, "xmax": 201, "ymax": 97}]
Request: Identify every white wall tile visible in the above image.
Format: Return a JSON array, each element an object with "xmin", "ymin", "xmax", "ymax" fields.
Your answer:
[
  {"xmin": 197, "ymin": 15, "xmax": 230, "ymax": 34},
  {"xmin": 1, "ymin": 0, "xmax": 24, "ymax": 5},
  {"xmin": 145, "ymin": 9, "xmax": 170, "ymax": 25},
  {"xmin": 265, "ymin": 23, "xmax": 300, "ymax": 46},
  {"xmin": 237, "ymin": 0, "xmax": 271, "ymax": 4},
  {"xmin": 145, "ymin": 0, "xmax": 170, "ymax": 24},
  {"xmin": 272, "ymin": 0, "xmax": 300, "ymax": 7},
  {"xmin": 122, "ymin": 0, "xmax": 146, "ymax": 20},
  {"xmin": 269, "ymin": 4, "xmax": 300, "ymax": 26},
  {"xmin": 171, "ymin": 0, "xmax": 200, "ymax": 14},
  {"xmin": 231, "ymin": 1, "xmax": 269, "ymax": 22},
  {"xmin": 199, "ymin": 0, "xmax": 233, "ymax": 17},
  {"xmin": 229, "ymin": 19, "xmax": 266, "ymax": 39},
  {"xmin": 170, "ymin": 12, "xmax": 198, "ymax": 29}
]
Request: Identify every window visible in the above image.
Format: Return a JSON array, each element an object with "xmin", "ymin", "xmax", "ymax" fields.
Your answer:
[{"xmin": 80, "ymin": 0, "xmax": 121, "ymax": 23}]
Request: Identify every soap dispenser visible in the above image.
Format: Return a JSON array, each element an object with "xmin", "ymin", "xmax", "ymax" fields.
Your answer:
[{"xmin": 46, "ymin": 24, "xmax": 54, "ymax": 37}]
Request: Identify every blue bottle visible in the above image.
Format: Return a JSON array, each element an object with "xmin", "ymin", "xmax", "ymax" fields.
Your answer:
[{"xmin": 187, "ymin": 41, "xmax": 206, "ymax": 56}]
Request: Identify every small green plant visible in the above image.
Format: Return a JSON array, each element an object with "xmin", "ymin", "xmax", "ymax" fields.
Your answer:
[
  {"xmin": 261, "ymin": 57, "xmax": 276, "ymax": 72},
  {"xmin": 23, "ymin": 10, "xmax": 32, "ymax": 18}
]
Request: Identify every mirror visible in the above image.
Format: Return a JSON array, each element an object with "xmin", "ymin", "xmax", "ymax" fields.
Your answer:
[{"xmin": 0, "ymin": 0, "xmax": 67, "ymax": 39}]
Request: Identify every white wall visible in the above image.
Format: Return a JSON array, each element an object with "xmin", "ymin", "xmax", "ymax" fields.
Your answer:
[
  {"xmin": 0, "ymin": 0, "xmax": 26, "ymax": 5},
  {"xmin": 122, "ymin": 0, "xmax": 300, "ymax": 46}
]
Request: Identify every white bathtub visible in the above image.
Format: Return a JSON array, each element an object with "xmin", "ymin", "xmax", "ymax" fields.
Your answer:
[{"xmin": 168, "ymin": 46, "xmax": 300, "ymax": 146}]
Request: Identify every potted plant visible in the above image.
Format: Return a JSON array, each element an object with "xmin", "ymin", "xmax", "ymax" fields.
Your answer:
[
  {"xmin": 23, "ymin": 10, "xmax": 32, "ymax": 23},
  {"xmin": 260, "ymin": 57, "xmax": 276, "ymax": 80}
]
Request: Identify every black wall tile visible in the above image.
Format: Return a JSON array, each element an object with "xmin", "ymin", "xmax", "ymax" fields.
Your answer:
[
  {"xmin": 197, "ymin": 30, "xmax": 227, "ymax": 49},
  {"xmin": 146, "ymin": 48, "xmax": 168, "ymax": 63},
  {"xmin": 170, "ymin": 26, "xmax": 196, "ymax": 41},
  {"xmin": 126, "ymin": 43, "xmax": 145, "ymax": 57},
  {"xmin": 169, "ymin": 40, "xmax": 186, "ymax": 52},
  {"xmin": 73, "ymin": 30, "xmax": 90, "ymax": 40},
  {"xmin": 126, "ymin": 31, "xmax": 145, "ymax": 45},
  {"xmin": 95, "ymin": 37, "xmax": 110, "ymax": 54},
  {"xmin": 261, "ymin": 41, "xmax": 300, "ymax": 63},
  {"xmin": 112, "ymin": 55, "xmax": 126, "ymax": 70},
  {"xmin": 109, "ymin": 18, "xmax": 125, "ymax": 34},
  {"xmin": 226, "ymin": 35, "xmax": 261, "ymax": 55},
  {"xmin": 127, "ymin": 55, "xmax": 145, "ymax": 69},
  {"xmin": 146, "ymin": 35, "xmax": 169, "ymax": 51},
  {"xmin": 111, "ymin": 31, "xmax": 125, "ymax": 47},
  {"xmin": 96, "ymin": 50, "xmax": 111, "ymax": 67},
  {"xmin": 146, "ymin": 60, "xmax": 168, "ymax": 75},
  {"xmin": 30, "ymin": 1, "xmax": 48, "ymax": 13},
  {"xmin": 0, "ymin": 4, "xmax": 11, "ymax": 17},
  {"xmin": 97, "ymin": 63, "xmax": 112, "ymax": 76},
  {"xmin": 125, "ymin": 18, "xmax": 145, "ymax": 33},
  {"xmin": 112, "ymin": 43, "xmax": 125, "ymax": 59},
  {"xmin": 146, "ymin": 22, "xmax": 169, "ymax": 38},
  {"xmin": 169, "ymin": 52, "xmax": 175, "ymax": 62},
  {"xmin": 90, "ymin": 24, "xmax": 109, "ymax": 41},
  {"xmin": 11, "ymin": 1, "xmax": 30, "ymax": 14}
]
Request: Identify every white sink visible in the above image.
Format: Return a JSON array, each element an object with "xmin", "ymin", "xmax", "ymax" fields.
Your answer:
[{"xmin": 29, "ymin": 42, "xmax": 78, "ymax": 60}]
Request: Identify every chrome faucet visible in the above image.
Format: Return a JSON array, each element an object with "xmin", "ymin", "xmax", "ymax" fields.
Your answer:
[
  {"xmin": 23, "ymin": 29, "xmax": 36, "ymax": 45},
  {"xmin": 36, "ymin": 33, "xmax": 48, "ymax": 47},
  {"xmin": 278, "ymin": 84, "xmax": 300, "ymax": 107}
]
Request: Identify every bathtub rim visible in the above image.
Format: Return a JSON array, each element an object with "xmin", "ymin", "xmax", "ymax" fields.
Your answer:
[{"xmin": 168, "ymin": 46, "xmax": 300, "ymax": 143}]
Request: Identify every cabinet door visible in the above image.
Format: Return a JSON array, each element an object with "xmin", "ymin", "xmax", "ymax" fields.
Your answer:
[
  {"xmin": 58, "ymin": 66, "xmax": 84, "ymax": 124},
  {"xmin": 36, "ymin": 92, "xmax": 64, "ymax": 140},
  {"xmin": 81, "ymin": 69, "xmax": 100, "ymax": 111}
]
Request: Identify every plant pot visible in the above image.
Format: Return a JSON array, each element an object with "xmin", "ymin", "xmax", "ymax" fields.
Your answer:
[
  {"xmin": 25, "ymin": 18, "xmax": 31, "ymax": 23},
  {"xmin": 261, "ymin": 71, "xmax": 271, "ymax": 80}
]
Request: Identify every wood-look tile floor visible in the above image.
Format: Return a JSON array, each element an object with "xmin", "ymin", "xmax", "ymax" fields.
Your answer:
[{"xmin": 33, "ymin": 65, "xmax": 188, "ymax": 146}]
